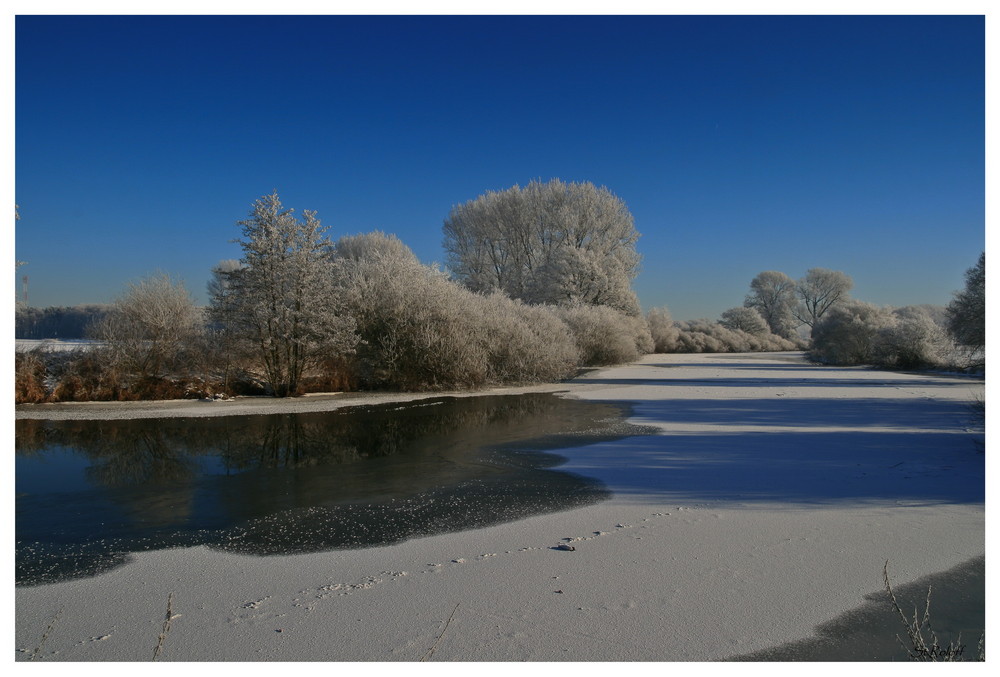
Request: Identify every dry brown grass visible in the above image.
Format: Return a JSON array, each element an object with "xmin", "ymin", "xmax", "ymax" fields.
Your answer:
[{"xmin": 14, "ymin": 350, "xmax": 49, "ymax": 404}]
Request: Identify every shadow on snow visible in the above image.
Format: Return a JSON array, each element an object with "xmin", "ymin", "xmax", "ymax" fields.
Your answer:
[{"xmin": 565, "ymin": 396, "xmax": 983, "ymax": 506}]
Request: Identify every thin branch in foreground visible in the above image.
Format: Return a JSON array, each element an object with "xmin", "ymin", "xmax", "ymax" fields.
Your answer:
[
  {"xmin": 153, "ymin": 592, "xmax": 178, "ymax": 661},
  {"xmin": 420, "ymin": 602, "xmax": 460, "ymax": 662}
]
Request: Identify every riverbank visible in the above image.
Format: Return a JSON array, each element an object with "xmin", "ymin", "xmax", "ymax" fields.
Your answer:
[
  {"xmin": 14, "ymin": 380, "xmax": 599, "ymax": 420},
  {"xmin": 14, "ymin": 352, "xmax": 986, "ymax": 662}
]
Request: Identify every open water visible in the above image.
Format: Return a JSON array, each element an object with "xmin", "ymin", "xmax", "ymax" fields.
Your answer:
[{"xmin": 15, "ymin": 393, "xmax": 651, "ymax": 586}]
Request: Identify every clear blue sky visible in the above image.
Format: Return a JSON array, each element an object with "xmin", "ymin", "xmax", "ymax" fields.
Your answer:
[{"xmin": 14, "ymin": 14, "xmax": 985, "ymax": 321}]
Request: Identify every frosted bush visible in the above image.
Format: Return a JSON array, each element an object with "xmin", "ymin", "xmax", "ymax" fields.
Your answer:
[
  {"xmin": 554, "ymin": 303, "xmax": 643, "ymax": 366},
  {"xmin": 812, "ymin": 302, "xmax": 955, "ymax": 368},
  {"xmin": 877, "ymin": 307, "xmax": 954, "ymax": 369},
  {"xmin": 93, "ymin": 273, "xmax": 202, "ymax": 381},
  {"xmin": 337, "ymin": 249, "xmax": 487, "ymax": 389},
  {"xmin": 660, "ymin": 318, "xmax": 799, "ymax": 353},
  {"xmin": 334, "ymin": 233, "xmax": 582, "ymax": 389},
  {"xmin": 810, "ymin": 301, "xmax": 897, "ymax": 365},
  {"xmin": 647, "ymin": 307, "xmax": 680, "ymax": 352},
  {"xmin": 477, "ymin": 294, "xmax": 580, "ymax": 383}
]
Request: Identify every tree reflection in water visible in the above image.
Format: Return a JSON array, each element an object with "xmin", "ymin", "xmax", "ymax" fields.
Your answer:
[{"xmin": 16, "ymin": 394, "xmax": 652, "ymax": 586}]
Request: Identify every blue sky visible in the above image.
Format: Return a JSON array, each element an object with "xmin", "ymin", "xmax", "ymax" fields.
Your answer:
[{"xmin": 13, "ymin": 12, "xmax": 985, "ymax": 321}]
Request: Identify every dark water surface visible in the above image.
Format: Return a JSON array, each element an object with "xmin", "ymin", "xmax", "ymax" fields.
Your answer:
[{"xmin": 16, "ymin": 393, "xmax": 650, "ymax": 586}]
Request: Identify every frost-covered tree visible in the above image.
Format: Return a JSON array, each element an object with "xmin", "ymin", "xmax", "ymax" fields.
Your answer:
[
  {"xmin": 443, "ymin": 179, "xmax": 642, "ymax": 314},
  {"xmin": 207, "ymin": 259, "xmax": 242, "ymax": 304},
  {"xmin": 945, "ymin": 252, "xmax": 984, "ymax": 357},
  {"xmin": 210, "ymin": 193, "xmax": 357, "ymax": 397},
  {"xmin": 744, "ymin": 270, "xmax": 797, "ymax": 337},
  {"xmin": 334, "ymin": 230, "xmax": 419, "ymax": 265},
  {"xmin": 720, "ymin": 306, "xmax": 770, "ymax": 335},
  {"xmin": 793, "ymin": 268, "xmax": 853, "ymax": 328},
  {"xmin": 93, "ymin": 272, "xmax": 200, "ymax": 380}
]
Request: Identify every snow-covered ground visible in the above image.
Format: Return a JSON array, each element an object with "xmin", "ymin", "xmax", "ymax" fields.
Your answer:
[
  {"xmin": 14, "ymin": 352, "xmax": 985, "ymax": 662},
  {"xmin": 15, "ymin": 338, "xmax": 105, "ymax": 352}
]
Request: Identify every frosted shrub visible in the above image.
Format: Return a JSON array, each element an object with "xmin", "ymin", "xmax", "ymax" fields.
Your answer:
[
  {"xmin": 662, "ymin": 318, "xmax": 799, "ymax": 353},
  {"xmin": 647, "ymin": 307, "xmax": 680, "ymax": 352},
  {"xmin": 672, "ymin": 323, "xmax": 726, "ymax": 353},
  {"xmin": 810, "ymin": 301, "xmax": 897, "ymax": 365},
  {"xmin": 627, "ymin": 312, "xmax": 655, "ymax": 355},
  {"xmin": 877, "ymin": 307, "xmax": 953, "ymax": 369},
  {"xmin": 335, "ymin": 233, "xmax": 581, "ymax": 389},
  {"xmin": 812, "ymin": 302, "xmax": 955, "ymax": 368},
  {"xmin": 477, "ymin": 294, "xmax": 580, "ymax": 383},
  {"xmin": 338, "ymin": 249, "xmax": 488, "ymax": 389},
  {"xmin": 92, "ymin": 273, "xmax": 201, "ymax": 381},
  {"xmin": 554, "ymin": 303, "xmax": 642, "ymax": 366}
]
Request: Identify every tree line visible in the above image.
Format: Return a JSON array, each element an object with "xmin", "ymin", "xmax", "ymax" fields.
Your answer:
[
  {"xmin": 15, "ymin": 304, "xmax": 111, "ymax": 339},
  {"xmin": 15, "ymin": 182, "xmax": 985, "ymax": 403},
  {"xmin": 645, "ymin": 258, "xmax": 983, "ymax": 370}
]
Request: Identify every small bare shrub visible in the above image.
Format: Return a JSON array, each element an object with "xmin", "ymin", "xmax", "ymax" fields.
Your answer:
[{"xmin": 883, "ymin": 560, "xmax": 983, "ymax": 661}]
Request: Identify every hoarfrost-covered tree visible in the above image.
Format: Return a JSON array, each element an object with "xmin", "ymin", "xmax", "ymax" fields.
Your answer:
[
  {"xmin": 945, "ymin": 252, "xmax": 985, "ymax": 358},
  {"xmin": 205, "ymin": 259, "xmax": 244, "ymax": 390},
  {"xmin": 793, "ymin": 268, "xmax": 853, "ymax": 328},
  {"xmin": 720, "ymin": 306, "xmax": 770, "ymax": 336},
  {"xmin": 443, "ymin": 179, "xmax": 642, "ymax": 314},
  {"xmin": 334, "ymin": 230, "xmax": 419, "ymax": 265},
  {"xmin": 93, "ymin": 272, "xmax": 200, "ymax": 380},
  {"xmin": 744, "ymin": 270, "xmax": 797, "ymax": 338},
  {"xmin": 210, "ymin": 192, "xmax": 357, "ymax": 397}
]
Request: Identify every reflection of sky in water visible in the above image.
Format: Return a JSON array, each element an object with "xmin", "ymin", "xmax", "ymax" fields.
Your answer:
[{"xmin": 16, "ymin": 394, "xmax": 652, "ymax": 586}]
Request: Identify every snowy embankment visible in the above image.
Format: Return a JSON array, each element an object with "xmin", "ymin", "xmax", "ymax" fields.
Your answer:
[{"xmin": 15, "ymin": 352, "xmax": 985, "ymax": 661}]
